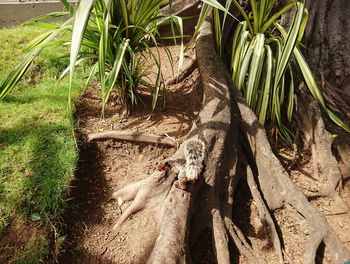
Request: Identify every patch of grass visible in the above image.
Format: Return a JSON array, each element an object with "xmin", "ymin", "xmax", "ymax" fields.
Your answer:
[
  {"xmin": 11, "ymin": 235, "xmax": 49, "ymax": 264},
  {"xmin": 0, "ymin": 24, "xmax": 85, "ymax": 235}
]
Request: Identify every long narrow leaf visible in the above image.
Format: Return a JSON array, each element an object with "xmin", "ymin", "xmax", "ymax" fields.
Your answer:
[
  {"xmin": 260, "ymin": 3, "xmax": 294, "ymax": 33},
  {"xmin": 258, "ymin": 45, "xmax": 272, "ymax": 125},
  {"xmin": 237, "ymin": 40, "xmax": 255, "ymax": 91},
  {"xmin": 250, "ymin": 0, "xmax": 259, "ymax": 32},
  {"xmin": 246, "ymin": 33, "xmax": 265, "ymax": 107},
  {"xmin": 103, "ymin": 39, "xmax": 130, "ymax": 108},
  {"xmin": 273, "ymin": 2, "xmax": 303, "ymax": 96},
  {"xmin": 60, "ymin": 0, "xmax": 75, "ymax": 15},
  {"xmin": 21, "ymin": 11, "xmax": 70, "ymax": 26},
  {"xmin": 69, "ymin": 0, "xmax": 94, "ymax": 83},
  {"xmin": 287, "ymin": 65, "xmax": 294, "ymax": 123}
]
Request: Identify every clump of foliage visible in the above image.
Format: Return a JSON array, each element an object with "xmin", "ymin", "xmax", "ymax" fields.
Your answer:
[
  {"xmin": 196, "ymin": 0, "xmax": 349, "ymax": 142},
  {"xmin": 0, "ymin": 0, "xmax": 184, "ymax": 118}
]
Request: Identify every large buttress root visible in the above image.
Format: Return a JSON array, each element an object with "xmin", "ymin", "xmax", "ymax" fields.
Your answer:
[
  {"xmin": 237, "ymin": 97, "xmax": 350, "ymax": 263},
  {"xmin": 295, "ymin": 90, "xmax": 343, "ymax": 197}
]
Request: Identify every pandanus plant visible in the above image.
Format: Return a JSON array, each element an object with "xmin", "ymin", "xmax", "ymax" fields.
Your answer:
[
  {"xmin": 0, "ymin": 0, "xmax": 184, "ymax": 118},
  {"xmin": 195, "ymin": 0, "xmax": 349, "ymax": 142}
]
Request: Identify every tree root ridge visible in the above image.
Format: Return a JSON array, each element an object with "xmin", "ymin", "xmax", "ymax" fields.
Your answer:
[
  {"xmin": 106, "ymin": 11, "xmax": 350, "ymax": 264},
  {"xmin": 237, "ymin": 96, "xmax": 350, "ymax": 263}
]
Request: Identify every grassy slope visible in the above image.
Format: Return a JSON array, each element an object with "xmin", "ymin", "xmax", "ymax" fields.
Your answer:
[{"xmin": 0, "ymin": 25, "xmax": 84, "ymax": 240}]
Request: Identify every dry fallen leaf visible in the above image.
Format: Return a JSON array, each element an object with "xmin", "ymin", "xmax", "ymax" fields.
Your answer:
[{"xmin": 118, "ymin": 197, "xmax": 123, "ymax": 207}]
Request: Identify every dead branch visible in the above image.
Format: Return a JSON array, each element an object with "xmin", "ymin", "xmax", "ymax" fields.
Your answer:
[{"xmin": 87, "ymin": 130, "xmax": 177, "ymax": 147}]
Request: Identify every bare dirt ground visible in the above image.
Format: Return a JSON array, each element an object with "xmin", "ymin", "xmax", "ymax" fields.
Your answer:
[
  {"xmin": 57, "ymin": 45, "xmax": 205, "ymax": 263},
  {"xmin": 56, "ymin": 43, "xmax": 350, "ymax": 263}
]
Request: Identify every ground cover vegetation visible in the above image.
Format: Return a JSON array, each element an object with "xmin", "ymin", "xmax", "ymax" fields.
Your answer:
[
  {"xmin": 0, "ymin": 25, "xmax": 85, "ymax": 262},
  {"xmin": 197, "ymin": 0, "xmax": 350, "ymax": 142}
]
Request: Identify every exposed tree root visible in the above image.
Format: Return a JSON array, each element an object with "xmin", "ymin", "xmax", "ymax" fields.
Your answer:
[
  {"xmin": 99, "ymin": 13, "xmax": 350, "ymax": 264},
  {"xmin": 246, "ymin": 164, "xmax": 283, "ymax": 264},
  {"xmin": 87, "ymin": 130, "xmax": 177, "ymax": 147},
  {"xmin": 296, "ymin": 89, "xmax": 343, "ymax": 197},
  {"xmin": 224, "ymin": 217, "xmax": 258, "ymax": 263},
  {"xmin": 237, "ymin": 96, "xmax": 350, "ymax": 263}
]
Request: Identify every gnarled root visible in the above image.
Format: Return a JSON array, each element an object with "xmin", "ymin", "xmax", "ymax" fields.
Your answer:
[
  {"xmin": 104, "ymin": 12, "xmax": 350, "ymax": 264},
  {"xmin": 237, "ymin": 96, "xmax": 350, "ymax": 263},
  {"xmin": 295, "ymin": 89, "xmax": 343, "ymax": 197}
]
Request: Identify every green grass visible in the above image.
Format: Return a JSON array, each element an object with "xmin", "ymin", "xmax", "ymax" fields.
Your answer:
[
  {"xmin": 0, "ymin": 24, "xmax": 85, "ymax": 236},
  {"xmin": 4, "ymin": 235, "xmax": 49, "ymax": 264}
]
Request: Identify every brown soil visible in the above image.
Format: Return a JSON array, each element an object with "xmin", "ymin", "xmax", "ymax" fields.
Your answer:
[{"xmin": 58, "ymin": 45, "xmax": 204, "ymax": 263}]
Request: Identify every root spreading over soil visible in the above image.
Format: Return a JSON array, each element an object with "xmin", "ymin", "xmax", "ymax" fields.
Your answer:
[{"xmin": 56, "ymin": 18, "xmax": 350, "ymax": 264}]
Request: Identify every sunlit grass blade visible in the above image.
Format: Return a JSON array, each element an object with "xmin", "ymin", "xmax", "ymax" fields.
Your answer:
[
  {"xmin": 191, "ymin": 3, "xmax": 211, "ymax": 45},
  {"xmin": 275, "ymin": 22, "xmax": 350, "ymax": 132},
  {"xmin": 275, "ymin": 23, "xmax": 326, "ymax": 108},
  {"xmin": 230, "ymin": 21, "xmax": 244, "ymax": 74},
  {"xmin": 68, "ymin": 0, "xmax": 94, "ymax": 140},
  {"xmin": 279, "ymin": 73, "xmax": 285, "ymax": 105},
  {"xmin": 152, "ymin": 69, "xmax": 163, "ymax": 113},
  {"xmin": 69, "ymin": 0, "xmax": 94, "ymax": 83},
  {"xmin": 0, "ymin": 49, "xmax": 40, "ymax": 99},
  {"xmin": 0, "ymin": 20, "xmax": 70, "ymax": 99},
  {"xmin": 298, "ymin": 9, "xmax": 309, "ymax": 42},
  {"xmin": 23, "ymin": 30, "xmax": 57, "ymax": 53},
  {"xmin": 258, "ymin": 0, "xmax": 267, "ymax": 28},
  {"xmin": 293, "ymin": 47, "xmax": 326, "ymax": 107},
  {"xmin": 232, "ymin": 30, "xmax": 248, "ymax": 82},
  {"xmin": 213, "ymin": 8, "xmax": 222, "ymax": 54},
  {"xmin": 230, "ymin": 0, "xmax": 253, "ymax": 33},
  {"xmin": 326, "ymin": 109, "xmax": 350, "ymax": 132},
  {"xmin": 169, "ymin": 15, "xmax": 184, "ymax": 76}
]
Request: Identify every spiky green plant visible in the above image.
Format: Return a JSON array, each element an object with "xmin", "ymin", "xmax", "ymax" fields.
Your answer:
[
  {"xmin": 0, "ymin": 0, "xmax": 184, "ymax": 118},
  {"xmin": 195, "ymin": 0, "xmax": 349, "ymax": 142}
]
